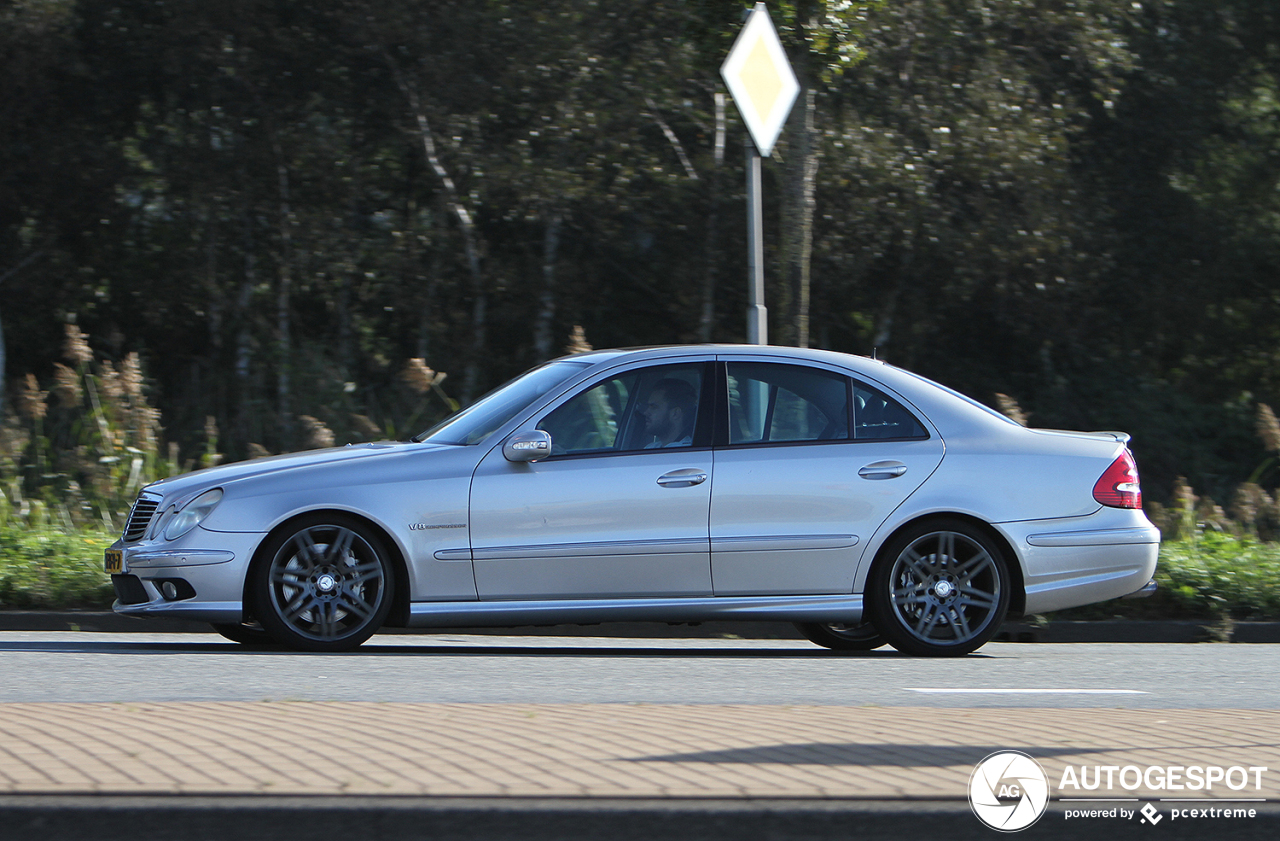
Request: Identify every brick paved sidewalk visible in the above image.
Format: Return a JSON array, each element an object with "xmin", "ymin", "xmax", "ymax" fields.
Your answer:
[{"xmin": 1, "ymin": 703, "xmax": 1277, "ymax": 800}]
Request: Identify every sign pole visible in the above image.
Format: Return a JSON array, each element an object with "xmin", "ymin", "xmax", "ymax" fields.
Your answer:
[
  {"xmin": 720, "ymin": 3, "xmax": 797, "ymax": 346},
  {"xmin": 745, "ymin": 136, "xmax": 767, "ymax": 345}
]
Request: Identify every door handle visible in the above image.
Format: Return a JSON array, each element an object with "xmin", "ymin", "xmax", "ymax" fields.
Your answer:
[
  {"xmin": 657, "ymin": 468, "xmax": 708, "ymax": 488},
  {"xmin": 858, "ymin": 461, "xmax": 907, "ymax": 480}
]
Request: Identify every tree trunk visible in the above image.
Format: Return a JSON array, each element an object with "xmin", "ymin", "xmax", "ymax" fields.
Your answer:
[
  {"xmin": 388, "ymin": 60, "xmax": 488, "ymax": 403},
  {"xmin": 234, "ymin": 211, "xmax": 256, "ymax": 443},
  {"xmin": 873, "ymin": 233, "xmax": 915, "ymax": 358},
  {"xmin": 203, "ymin": 204, "xmax": 228, "ymax": 448},
  {"xmin": 337, "ymin": 271, "xmax": 353, "ymax": 379},
  {"xmin": 782, "ymin": 87, "xmax": 819, "ymax": 348},
  {"xmin": 533, "ymin": 210, "xmax": 563, "ymax": 362},
  {"xmin": 699, "ymin": 92, "xmax": 727, "ymax": 343},
  {"xmin": 274, "ymin": 157, "xmax": 295, "ymax": 444},
  {"xmin": 780, "ymin": 7, "xmax": 820, "ymax": 348},
  {"xmin": 415, "ymin": 104, "xmax": 485, "ymax": 401},
  {"xmin": 206, "ymin": 207, "xmax": 222, "ymax": 351},
  {"xmin": 418, "ymin": 242, "xmax": 441, "ymax": 361},
  {"xmin": 0, "ymin": 299, "xmax": 5, "ymax": 420},
  {"xmin": 0, "ymin": 250, "xmax": 44, "ymax": 419}
]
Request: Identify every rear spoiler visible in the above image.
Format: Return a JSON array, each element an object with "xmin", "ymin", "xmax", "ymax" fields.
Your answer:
[{"xmin": 1035, "ymin": 429, "xmax": 1132, "ymax": 445}]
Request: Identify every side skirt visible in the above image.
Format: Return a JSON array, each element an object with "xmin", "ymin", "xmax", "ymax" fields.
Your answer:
[{"xmin": 406, "ymin": 594, "xmax": 863, "ymax": 628}]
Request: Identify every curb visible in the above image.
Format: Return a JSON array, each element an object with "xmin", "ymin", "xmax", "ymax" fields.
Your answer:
[
  {"xmin": 3, "ymin": 796, "xmax": 1279, "ymax": 841},
  {"xmin": 2, "ymin": 611, "xmax": 1280, "ymax": 642}
]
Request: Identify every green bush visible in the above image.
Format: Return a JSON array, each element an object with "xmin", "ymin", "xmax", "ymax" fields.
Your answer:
[
  {"xmin": 1045, "ymin": 532, "xmax": 1280, "ymax": 621},
  {"xmin": 0, "ymin": 518, "xmax": 114, "ymax": 609},
  {"xmin": 1152, "ymin": 533, "xmax": 1280, "ymax": 619}
]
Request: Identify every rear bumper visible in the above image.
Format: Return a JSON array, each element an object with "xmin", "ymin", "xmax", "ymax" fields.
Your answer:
[{"xmin": 997, "ymin": 510, "xmax": 1160, "ymax": 615}]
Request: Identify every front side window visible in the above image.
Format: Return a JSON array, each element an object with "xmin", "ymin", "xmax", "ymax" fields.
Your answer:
[{"xmin": 538, "ymin": 363, "xmax": 706, "ymax": 455}]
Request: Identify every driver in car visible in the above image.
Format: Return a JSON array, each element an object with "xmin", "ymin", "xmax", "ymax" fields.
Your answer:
[{"xmin": 641, "ymin": 378, "xmax": 697, "ymax": 448}]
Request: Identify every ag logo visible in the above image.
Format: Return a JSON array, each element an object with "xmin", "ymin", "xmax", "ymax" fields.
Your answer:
[{"xmin": 969, "ymin": 751, "xmax": 1050, "ymax": 832}]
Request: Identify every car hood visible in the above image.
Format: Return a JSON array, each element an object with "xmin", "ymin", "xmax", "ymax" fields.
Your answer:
[{"xmin": 142, "ymin": 441, "xmax": 448, "ymax": 502}]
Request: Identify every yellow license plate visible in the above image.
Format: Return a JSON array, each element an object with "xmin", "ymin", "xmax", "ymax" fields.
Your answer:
[{"xmin": 104, "ymin": 548, "xmax": 123, "ymax": 574}]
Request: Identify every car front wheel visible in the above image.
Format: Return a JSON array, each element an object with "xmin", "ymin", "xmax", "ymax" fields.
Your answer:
[
  {"xmin": 868, "ymin": 520, "xmax": 1010, "ymax": 657},
  {"xmin": 793, "ymin": 621, "xmax": 886, "ymax": 651},
  {"xmin": 254, "ymin": 516, "xmax": 393, "ymax": 652}
]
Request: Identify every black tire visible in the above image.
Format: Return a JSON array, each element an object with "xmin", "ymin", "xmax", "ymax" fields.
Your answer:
[
  {"xmin": 210, "ymin": 621, "xmax": 279, "ymax": 646},
  {"xmin": 253, "ymin": 514, "xmax": 394, "ymax": 652},
  {"xmin": 794, "ymin": 621, "xmax": 886, "ymax": 651},
  {"xmin": 867, "ymin": 519, "xmax": 1011, "ymax": 657}
]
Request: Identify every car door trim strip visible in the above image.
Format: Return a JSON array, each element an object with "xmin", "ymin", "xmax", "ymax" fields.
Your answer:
[
  {"xmin": 709, "ymin": 534, "xmax": 859, "ymax": 552},
  {"xmin": 471, "ymin": 537, "xmax": 710, "ymax": 561}
]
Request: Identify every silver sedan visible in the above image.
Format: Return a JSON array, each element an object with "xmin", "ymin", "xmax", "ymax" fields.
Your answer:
[{"xmin": 105, "ymin": 345, "xmax": 1158, "ymax": 656}]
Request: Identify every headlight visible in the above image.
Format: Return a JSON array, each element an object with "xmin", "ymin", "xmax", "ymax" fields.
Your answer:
[{"xmin": 163, "ymin": 489, "xmax": 224, "ymax": 541}]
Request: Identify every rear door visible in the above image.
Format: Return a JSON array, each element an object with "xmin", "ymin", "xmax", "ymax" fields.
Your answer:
[{"xmin": 709, "ymin": 358, "xmax": 945, "ymax": 595}]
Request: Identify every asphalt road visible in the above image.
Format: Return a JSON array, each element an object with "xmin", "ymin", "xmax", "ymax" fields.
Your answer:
[{"xmin": 2, "ymin": 631, "xmax": 1278, "ymax": 708}]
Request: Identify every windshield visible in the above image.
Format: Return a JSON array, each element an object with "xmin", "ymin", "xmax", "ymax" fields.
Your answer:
[{"xmin": 415, "ymin": 361, "xmax": 590, "ymax": 445}]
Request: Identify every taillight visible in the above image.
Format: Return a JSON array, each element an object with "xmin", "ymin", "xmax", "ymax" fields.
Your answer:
[{"xmin": 1093, "ymin": 450, "xmax": 1142, "ymax": 509}]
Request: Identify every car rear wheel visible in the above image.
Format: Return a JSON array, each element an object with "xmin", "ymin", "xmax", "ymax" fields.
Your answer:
[
  {"xmin": 868, "ymin": 520, "xmax": 1010, "ymax": 657},
  {"xmin": 793, "ymin": 621, "xmax": 886, "ymax": 651},
  {"xmin": 254, "ymin": 515, "xmax": 393, "ymax": 652}
]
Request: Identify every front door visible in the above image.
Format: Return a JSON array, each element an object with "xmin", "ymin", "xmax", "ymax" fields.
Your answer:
[{"xmin": 469, "ymin": 361, "xmax": 714, "ymax": 600}]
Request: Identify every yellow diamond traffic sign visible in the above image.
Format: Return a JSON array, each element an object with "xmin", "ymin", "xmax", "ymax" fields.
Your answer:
[{"xmin": 720, "ymin": 3, "xmax": 799, "ymax": 157}]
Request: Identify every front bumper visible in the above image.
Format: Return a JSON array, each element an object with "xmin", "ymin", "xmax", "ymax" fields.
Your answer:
[{"xmin": 108, "ymin": 529, "xmax": 263, "ymax": 624}]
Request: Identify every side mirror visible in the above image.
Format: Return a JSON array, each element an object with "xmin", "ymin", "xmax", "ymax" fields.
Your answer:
[{"xmin": 502, "ymin": 430, "xmax": 553, "ymax": 463}]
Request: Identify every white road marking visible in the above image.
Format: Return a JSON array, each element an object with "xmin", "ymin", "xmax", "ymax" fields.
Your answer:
[{"xmin": 905, "ymin": 688, "xmax": 1148, "ymax": 695}]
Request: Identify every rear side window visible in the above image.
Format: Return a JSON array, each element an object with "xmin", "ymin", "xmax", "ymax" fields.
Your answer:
[
  {"xmin": 853, "ymin": 382, "xmax": 927, "ymax": 440},
  {"xmin": 724, "ymin": 362, "xmax": 927, "ymax": 444},
  {"xmin": 727, "ymin": 363, "xmax": 850, "ymax": 445}
]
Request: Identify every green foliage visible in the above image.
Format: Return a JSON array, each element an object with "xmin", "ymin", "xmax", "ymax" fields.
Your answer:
[
  {"xmin": 1156, "ymin": 533, "xmax": 1280, "ymax": 620},
  {"xmin": 1049, "ymin": 532, "xmax": 1280, "ymax": 621},
  {"xmin": 0, "ymin": 518, "xmax": 114, "ymax": 610},
  {"xmin": 2, "ymin": 0, "xmax": 1280, "ymax": 502}
]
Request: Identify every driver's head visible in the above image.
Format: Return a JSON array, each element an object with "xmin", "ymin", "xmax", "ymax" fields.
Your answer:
[{"xmin": 643, "ymin": 378, "xmax": 698, "ymax": 444}]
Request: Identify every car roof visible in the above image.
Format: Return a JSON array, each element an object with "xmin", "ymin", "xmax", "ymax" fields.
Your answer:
[
  {"xmin": 556, "ymin": 343, "xmax": 873, "ymax": 366},
  {"xmin": 554, "ymin": 343, "xmax": 918, "ymax": 385},
  {"xmin": 551, "ymin": 344, "xmax": 1024, "ymax": 440}
]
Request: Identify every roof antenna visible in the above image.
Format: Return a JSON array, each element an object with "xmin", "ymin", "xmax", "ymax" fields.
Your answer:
[{"xmin": 872, "ymin": 346, "xmax": 878, "ymax": 361}]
